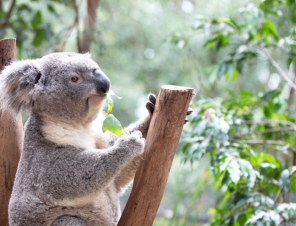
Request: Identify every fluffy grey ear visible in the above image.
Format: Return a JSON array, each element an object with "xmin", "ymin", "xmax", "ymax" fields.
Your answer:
[
  {"xmin": 84, "ymin": 52, "xmax": 91, "ymax": 58},
  {"xmin": 0, "ymin": 60, "xmax": 42, "ymax": 113}
]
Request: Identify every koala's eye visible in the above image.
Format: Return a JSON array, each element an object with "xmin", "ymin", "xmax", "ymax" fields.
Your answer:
[
  {"xmin": 70, "ymin": 76, "xmax": 80, "ymax": 83},
  {"xmin": 69, "ymin": 75, "xmax": 84, "ymax": 84}
]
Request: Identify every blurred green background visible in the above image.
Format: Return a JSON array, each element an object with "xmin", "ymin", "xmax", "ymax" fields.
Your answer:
[{"xmin": 2, "ymin": 0, "xmax": 296, "ymax": 225}]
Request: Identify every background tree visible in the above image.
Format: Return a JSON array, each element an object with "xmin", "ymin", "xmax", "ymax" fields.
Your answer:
[{"xmin": 176, "ymin": 0, "xmax": 296, "ymax": 225}]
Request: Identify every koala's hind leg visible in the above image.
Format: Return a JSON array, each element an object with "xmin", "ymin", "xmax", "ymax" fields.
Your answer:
[{"xmin": 52, "ymin": 216, "xmax": 85, "ymax": 226}]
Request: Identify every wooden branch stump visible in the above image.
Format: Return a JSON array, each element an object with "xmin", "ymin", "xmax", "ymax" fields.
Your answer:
[
  {"xmin": 0, "ymin": 38, "xmax": 23, "ymax": 226},
  {"xmin": 118, "ymin": 85, "xmax": 195, "ymax": 226}
]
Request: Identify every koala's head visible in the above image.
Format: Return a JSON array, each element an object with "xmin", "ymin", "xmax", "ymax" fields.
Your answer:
[{"xmin": 0, "ymin": 52, "xmax": 110, "ymax": 124}]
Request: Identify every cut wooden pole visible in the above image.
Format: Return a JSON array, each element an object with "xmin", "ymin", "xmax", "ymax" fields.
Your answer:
[
  {"xmin": 0, "ymin": 38, "xmax": 23, "ymax": 226},
  {"xmin": 118, "ymin": 85, "xmax": 195, "ymax": 226}
]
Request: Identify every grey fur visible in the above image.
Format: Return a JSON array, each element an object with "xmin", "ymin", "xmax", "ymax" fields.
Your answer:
[{"xmin": 0, "ymin": 52, "xmax": 153, "ymax": 226}]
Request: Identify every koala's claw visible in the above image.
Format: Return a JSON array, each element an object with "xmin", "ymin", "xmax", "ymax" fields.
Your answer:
[
  {"xmin": 184, "ymin": 108, "xmax": 193, "ymax": 124},
  {"xmin": 148, "ymin": 94, "xmax": 156, "ymax": 104},
  {"xmin": 145, "ymin": 93, "xmax": 192, "ymax": 124},
  {"xmin": 146, "ymin": 93, "xmax": 156, "ymax": 115},
  {"xmin": 187, "ymin": 108, "xmax": 193, "ymax": 115}
]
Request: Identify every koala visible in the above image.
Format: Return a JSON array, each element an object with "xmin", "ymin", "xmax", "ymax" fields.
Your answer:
[{"xmin": 0, "ymin": 52, "xmax": 157, "ymax": 226}]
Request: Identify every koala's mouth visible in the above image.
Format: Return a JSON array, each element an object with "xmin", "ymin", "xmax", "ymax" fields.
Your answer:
[
  {"xmin": 88, "ymin": 95, "xmax": 103, "ymax": 107},
  {"xmin": 88, "ymin": 90, "xmax": 105, "ymax": 107}
]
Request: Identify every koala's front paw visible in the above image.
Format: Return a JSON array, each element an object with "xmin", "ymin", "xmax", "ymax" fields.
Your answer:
[
  {"xmin": 145, "ymin": 93, "xmax": 193, "ymax": 124},
  {"xmin": 116, "ymin": 131, "xmax": 145, "ymax": 156},
  {"xmin": 145, "ymin": 93, "xmax": 156, "ymax": 115},
  {"xmin": 185, "ymin": 108, "xmax": 193, "ymax": 124}
]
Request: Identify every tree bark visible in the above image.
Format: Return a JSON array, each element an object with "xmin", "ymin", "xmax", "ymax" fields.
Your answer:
[
  {"xmin": 118, "ymin": 85, "xmax": 195, "ymax": 226},
  {"xmin": 0, "ymin": 38, "xmax": 23, "ymax": 226},
  {"xmin": 78, "ymin": 0, "xmax": 100, "ymax": 53}
]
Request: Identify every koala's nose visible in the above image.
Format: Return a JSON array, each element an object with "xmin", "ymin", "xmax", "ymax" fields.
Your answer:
[{"xmin": 93, "ymin": 69, "xmax": 110, "ymax": 94}]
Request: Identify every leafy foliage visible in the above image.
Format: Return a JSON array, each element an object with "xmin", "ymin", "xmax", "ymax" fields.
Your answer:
[
  {"xmin": 171, "ymin": 0, "xmax": 296, "ymax": 79},
  {"xmin": 182, "ymin": 90, "xmax": 296, "ymax": 225},
  {"xmin": 0, "ymin": 1, "xmax": 69, "ymax": 57},
  {"xmin": 173, "ymin": 1, "xmax": 296, "ymax": 224}
]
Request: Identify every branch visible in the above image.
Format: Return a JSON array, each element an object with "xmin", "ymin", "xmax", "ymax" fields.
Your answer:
[
  {"xmin": 73, "ymin": 0, "xmax": 80, "ymax": 52},
  {"xmin": 1, "ymin": 0, "xmax": 16, "ymax": 29},
  {"xmin": 78, "ymin": 0, "xmax": 100, "ymax": 53},
  {"xmin": 259, "ymin": 47, "xmax": 296, "ymax": 91},
  {"xmin": 257, "ymin": 127, "xmax": 296, "ymax": 134},
  {"xmin": 243, "ymin": 120, "xmax": 296, "ymax": 130},
  {"xmin": 54, "ymin": 18, "xmax": 77, "ymax": 52},
  {"xmin": 231, "ymin": 139, "xmax": 288, "ymax": 146},
  {"xmin": 118, "ymin": 85, "xmax": 195, "ymax": 226},
  {"xmin": 0, "ymin": 38, "xmax": 23, "ymax": 226}
]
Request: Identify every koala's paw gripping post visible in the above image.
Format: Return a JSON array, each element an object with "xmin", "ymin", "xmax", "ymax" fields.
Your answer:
[{"xmin": 118, "ymin": 85, "xmax": 195, "ymax": 226}]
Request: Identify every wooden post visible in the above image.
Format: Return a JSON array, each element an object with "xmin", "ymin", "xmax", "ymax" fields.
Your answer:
[
  {"xmin": 118, "ymin": 85, "xmax": 195, "ymax": 226},
  {"xmin": 0, "ymin": 38, "xmax": 23, "ymax": 226}
]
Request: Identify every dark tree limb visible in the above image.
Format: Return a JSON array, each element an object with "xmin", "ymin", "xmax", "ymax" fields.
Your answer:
[
  {"xmin": 0, "ymin": 38, "xmax": 23, "ymax": 226},
  {"xmin": 118, "ymin": 85, "xmax": 195, "ymax": 226},
  {"xmin": 1, "ymin": 0, "xmax": 16, "ymax": 29},
  {"xmin": 78, "ymin": 0, "xmax": 100, "ymax": 53}
]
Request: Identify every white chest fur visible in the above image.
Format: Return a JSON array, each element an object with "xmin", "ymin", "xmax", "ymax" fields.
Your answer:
[{"xmin": 42, "ymin": 114, "xmax": 104, "ymax": 149}]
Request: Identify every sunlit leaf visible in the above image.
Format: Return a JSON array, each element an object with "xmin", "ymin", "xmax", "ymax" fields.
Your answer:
[
  {"xmin": 228, "ymin": 159, "xmax": 241, "ymax": 184},
  {"xmin": 102, "ymin": 114, "xmax": 123, "ymax": 137},
  {"xmin": 261, "ymin": 19, "xmax": 279, "ymax": 41}
]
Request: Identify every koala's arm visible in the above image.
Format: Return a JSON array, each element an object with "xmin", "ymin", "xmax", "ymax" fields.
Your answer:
[
  {"xmin": 111, "ymin": 94, "xmax": 192, "ymax": 190},
  {"xmin": 46, "ymin": 131, "xmax": 144, "ymax": 201},
  {"xmin": 104, "ymin": 94, "xmax": 156, "ymax": 147},
  {"xmin": 114, "ymin": 156, "xmax": 142, "ymax": 192},
  {"xmin": 109, "ymin": 94, "xmax": 156, "ymax": 191},
  {"xmin": 103, "ymin": 118, "xmax": 149, "ymax": 191}
]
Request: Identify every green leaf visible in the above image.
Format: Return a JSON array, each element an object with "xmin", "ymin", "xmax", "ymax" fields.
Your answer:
[
  {"xmin": 228, "ymin": 158, "xmax": 241, "ymax": 184},
  {"xmin": 102, "ymin": 94, "xmax": 114, "ymax": 115},
  {"xmin": 238, "ymin": 159, "xmax": 256, "ymax": 188},
  {"xmin": 217, "ymin": 62, "xmax": 227, "ymax": 77},
  {"xmin": 231, "ymin": 65, "xmax": 238, "ymax": 81},
  {"xmin": 47, "ymin": 4, "xmax": 57, "ymax": 14},
  {"xmin": 217, "ymin": 18, "xmax": 240, "ymax": 31},
  {"xmin": 107, "ymin": 103, "xmax": 113, "ymax": 114},
  {"xmin": 102, "ymin": 114, "xmax": 123, "ymax": 136},
  {"xmin": 32, "ymin": 28, "xmax": 46, "ymax": 47},
  {"xmin": 280, "ymin": 169, "xmax": 290, "ymax": 186},
  {"xmin": 287, "ymin": 57, "xmax": 293, "ymax": 68},
  {"xmin": 31, "ymin": 11, "xmax": 42, "ymax": 29},
  {"xmin": 14, "ymin": 17, "xmax": 28, "ymax": 29},
  {"xmin": 18, "ymin": 3, "xmax": 32, "ymax": 12},
  {"xmin": 192, "ymin": 21, "xmax": 205, "ymax": 30},
  {"xmin": 261, "ymin": 19, "xmax": 279, "ymax": 41},
  {"xmin": 279, "ymin": 169, "xmax": 290, "ymax": 195}
]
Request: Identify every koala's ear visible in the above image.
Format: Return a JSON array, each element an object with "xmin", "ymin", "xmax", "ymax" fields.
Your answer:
[
  {"xmin": 0, "ymin": 60, "xmax": 42, "ymax": 113},
  {"xmin": 83, "ymin": 53, "xmax": 91, "ymax": 58}
]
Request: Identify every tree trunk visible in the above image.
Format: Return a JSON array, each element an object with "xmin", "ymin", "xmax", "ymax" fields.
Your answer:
[
  {"xmin": 78, "ymin": 0, "xmax": 100, "ymax": 53},
  {"xmin": 118, "ymin": 85, "xmax": 195, "ymax": 226},
  {"xmin": 0, "ymin": 38, "xmax": 23, "ymax": 226}
]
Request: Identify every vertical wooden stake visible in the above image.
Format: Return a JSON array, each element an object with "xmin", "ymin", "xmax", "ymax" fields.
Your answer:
[
  {"xmin": 118, "ymin": 85, "xmax": 195, "ymax": 226},
  {"xmin": 0, "ymin": 38, "xmax": 23, "ymax": 226}
]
